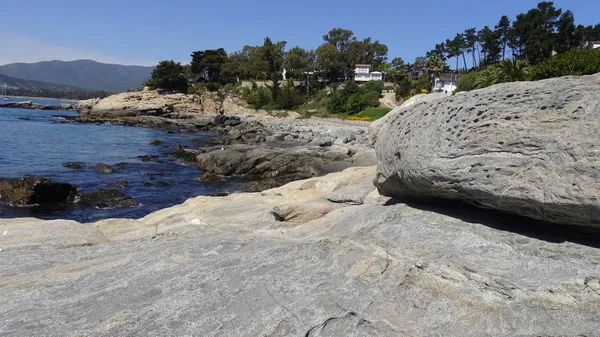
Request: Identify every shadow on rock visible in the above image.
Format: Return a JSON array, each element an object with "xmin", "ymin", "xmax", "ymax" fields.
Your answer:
[{"xmin": 401, "ymin": 199, "xmax": 600, "ymax": 249}]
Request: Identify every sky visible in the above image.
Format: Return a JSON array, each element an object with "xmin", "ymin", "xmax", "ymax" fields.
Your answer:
[{"xmin": 1, "ymin": 0, "xmax": 599, "ymax": 66}]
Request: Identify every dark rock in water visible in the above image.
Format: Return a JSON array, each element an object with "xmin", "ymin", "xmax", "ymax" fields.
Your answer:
[
  {"xmin": 63, "ymin": 162, "xmax": 85, "ymax": 169},
  {"xmin": 198, "ymin": 172, "xmax": 220, "ymax": 182},
  {"xmin": 81, "ymin": 189, "xmax": 139, "ymax": 208},
  {"xmin": 0, "ymin": 176, "xmax": 79, "ymax": 206},
  {"xmin": 105, "ymin": 180, "xmax": 129, "ymax": 189},
  {"xmin": 149, "ymin": 139, "xmax": 164, "ymax": 145},
  {"xmin": 94, "ymin": 163, "xmax": 114, "ymax": 174},
  {"xmin": 137, "ymin": 155, "xmax": 159, "ymax": 162}
]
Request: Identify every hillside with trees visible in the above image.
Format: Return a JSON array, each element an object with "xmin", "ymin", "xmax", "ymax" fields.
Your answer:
[{"xmin": 145, "ymin": 1, "xmax": 600, "ymax": 118}]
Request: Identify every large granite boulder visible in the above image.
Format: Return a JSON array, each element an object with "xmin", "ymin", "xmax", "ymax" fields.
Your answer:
[{"xmin": 374, "ymin": 73, "xmax": 600, "ymax": 228}]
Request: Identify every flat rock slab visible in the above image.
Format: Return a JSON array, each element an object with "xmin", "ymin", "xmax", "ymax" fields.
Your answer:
[
  {"xmin": 2, "ymin": 167, "xmax": 600, "ymax": 336},
  {"xmin": 374, "ymin": 73, "xmax": 600, "ymax": 228}
]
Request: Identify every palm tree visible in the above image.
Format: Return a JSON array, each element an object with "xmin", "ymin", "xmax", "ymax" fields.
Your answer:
[
  {"xmin": 474, "ymin": 67, "xmax": 500, "ymax": 89},
  {"xmin": 426, "ymin": 55, "xmax": 444, "ymax": 90},
  {"xmin": 497, "ymin": 59, "xmax": 529, "ymax": 82}
]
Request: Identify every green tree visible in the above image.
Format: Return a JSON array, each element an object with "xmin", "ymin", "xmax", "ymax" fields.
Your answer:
[
  {"xmin": 478, "ymin": 26, "xmax": 501, "ymax": 66},
  {"xmin": 445, "ymin": 37, "xmax": 462, "ymax": 71},
  {"xmin": 316, "ymin": 43, "xmax": 344, "ymax": 83},
  {"xmin": 221, "ymin": 45, "xmax": 257, "ymax": 81},
  {"xmin": 145, "ymin": 60, "xmax": 188, "ymax": 93},
  {"xmin": 495, "ymin": 15, "xmax": 512, "ymax": 60},
  {"xmin": 285, "ymin": 47, "xmax": 315, "ymax": 79},
  {"xmin": 426, "ymin": 55, "xmax": 444, "ymax": 88},
  {"xmin": 555, "ymin": 10, "xmax": 578, "ymax": 54},
  {"xmin": 413, "ymin": 56, "xmax": 428, "ymax": 73},
  {"xmin": 190, "ymin": 48, "xmax": 228, "ymax": 83},
  {"xmin": 391, "ymin": 57, "xmax": 405, "ymax": 70},
  {"xmin": 512, "ymin": 2, "xmax": 562, "ymax": 64},
  {"xmin": 259, "ymin": 37, "xmax": 287, "ymax": 101},
  {"xmin": 464, "ymin": 28, "xmax": 479, "ymax": 68},
  {"xmin": 277, "ymin": 79, "xmax": 303, "ymax": 109}
]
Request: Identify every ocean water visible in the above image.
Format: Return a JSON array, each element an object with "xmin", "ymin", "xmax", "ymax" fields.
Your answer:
[{"xmin": 0, "ymin": 98, "xmax": 242, "ymax": 222}]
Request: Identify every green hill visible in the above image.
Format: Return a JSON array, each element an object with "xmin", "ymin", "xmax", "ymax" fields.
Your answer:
[
  {"xmin": 0, "ymin": 73, "xmax": 110, "ymax": 100},
  {"xmin": 0, "ymin": 59, "xmax": 154, "ymax": 93}
]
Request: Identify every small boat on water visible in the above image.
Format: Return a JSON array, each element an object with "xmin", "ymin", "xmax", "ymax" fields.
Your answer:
[{"xmin": 1, "ymin": 85, "xmax": 12, "ymax": 101}]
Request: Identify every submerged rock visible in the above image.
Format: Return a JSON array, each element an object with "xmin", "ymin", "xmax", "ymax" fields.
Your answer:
[
  {"xmin": 94, "ymin": 163, "xmax": 114, "ymax": 174},
  {"xmin": 81, "ymin": 189, "xmax": 139, "ymax": 208},
  {"xmin": 0, "ymin": 176, "xmax": 79, "ymax": 206},
  {"xmin": 63, "ymin": 162, "xmax": 85, "ymax": 169},
  {"xmin": 374, "ymin": 73, "xmax": 600, "ymax": 228}
]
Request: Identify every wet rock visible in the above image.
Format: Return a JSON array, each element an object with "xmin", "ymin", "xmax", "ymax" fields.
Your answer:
[
  {"xmin": 63, "ymin": 162, "xmax": 85, "ymax": 169},
  {"xmin": 94, "ymin": 163, "xmax": 114, "ymax": 174},
  {"xmin": 81, "ymin": 189, "xmax": 139, "ymax": 208},
  {"xmin": 137, "ymin": 155, "xmax": 159, "ymax": 162},
  {"xmin": 106, "ymin": 180, "xmax": 129, "ymax": 189},
  {"xmin": 0, "ymin": 176, "xmax": 79, "ymax": 206},
  {"xmin": 149, "ymin": 139, "xmax": 164, "ymax": 145}
]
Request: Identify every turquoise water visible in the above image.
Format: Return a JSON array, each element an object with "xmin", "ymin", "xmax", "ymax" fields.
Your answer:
[{"xmin": 0, "ymin": 98, "xmax": 239, "ymax": 222}]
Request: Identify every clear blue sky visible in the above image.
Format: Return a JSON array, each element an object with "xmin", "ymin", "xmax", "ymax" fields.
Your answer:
[{"xmin": 0, "ymin": 0, "xmax": 598, "ymax": 66}]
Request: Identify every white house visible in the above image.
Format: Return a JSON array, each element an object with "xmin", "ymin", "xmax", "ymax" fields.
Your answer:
[
  {"xmin": 354, "ymin": 64, "xmax": 383, "ymax": 82},
  {"xmin": 431, "ymin": 73, "xmax": 462, "ymax": 95},
  {"xmin": 587, "ymin": 41, "xmax": 600, "ymax": 49}
]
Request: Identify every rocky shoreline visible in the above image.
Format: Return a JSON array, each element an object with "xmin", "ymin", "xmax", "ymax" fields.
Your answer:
[{"xmin": 2, "ymin": 74, "xmax": 600, "ymax": 336}]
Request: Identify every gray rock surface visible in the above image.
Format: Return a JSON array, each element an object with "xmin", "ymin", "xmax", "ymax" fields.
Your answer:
[
  {"xmin": 2, "ymin": 167, "xmax": 600, "ymax": 336},
  {"xmin": 374, "ymin": 74, "xmax": 600, "ymax": 228}
]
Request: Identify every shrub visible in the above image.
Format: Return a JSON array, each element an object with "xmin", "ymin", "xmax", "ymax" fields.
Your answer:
[
  {"xmin": 346, "ymin": 93, "xmax": 367, "ymax": 115},
  {"xmin": 204, "ymin": 82, "xmax": 222, "ymax": 92},
  {"xmin": 529, "ymin": 48, "xmax": 600, "ymax": 80},
  {"xmin": 395, "ymin": 77, "xmax": 412, "ymax": 100},
  {"xmin": 256, "ymin": 87, "xmax": 273, "ymax": 109},
  {"xmin": 362, "ymin": 90, "xmax": 381, "ymax": 108},
  {"xmin": 455, "ymin": 71, "xmax": 480, "ymax": 93},
  {"xmin": 363, "ymin": 80, "xmax": 384, "ymax": 94}
]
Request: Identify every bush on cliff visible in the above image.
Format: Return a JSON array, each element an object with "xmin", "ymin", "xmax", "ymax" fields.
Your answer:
[{"xmin": 529, "ymin": 48, "xmax": 600, "ymax": 80}]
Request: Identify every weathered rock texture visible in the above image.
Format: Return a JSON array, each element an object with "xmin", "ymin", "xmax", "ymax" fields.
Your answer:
[
  {"xmin": 374, "ymin": 74, "xmax": 600, "ymax": 228},
  {"xmin": 2, "ymin": 167, "xmax": 600, "ymax": 336}
]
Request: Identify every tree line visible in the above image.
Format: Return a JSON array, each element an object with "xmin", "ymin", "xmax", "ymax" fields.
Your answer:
[
  {"xmin": 426, "ymin": 1, "xmax": 600, "ymax": 70},
  {"xmin": 146, "ymin": 28, "xmax": 391, "ymax": 94},
  {"xmin": 145, "ymin": 1, "xmax": 600, "ymax": 111}
]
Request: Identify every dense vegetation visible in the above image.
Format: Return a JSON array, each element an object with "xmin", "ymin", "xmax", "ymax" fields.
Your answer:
[
  {"xmin": 0, "ymin": 73, "xmax": 111, "ymax": 100},
  {"xmin": 146, "ymin": 1, "xmax": 599, "ymax": 118},
  {"xmin": 0, "ymin": 60, "xmax": 153, "ymax": 92}
]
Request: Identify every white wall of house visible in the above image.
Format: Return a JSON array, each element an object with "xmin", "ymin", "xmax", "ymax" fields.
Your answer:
[
  {"xmin": 432, "ymin": 79, "xmax": 457, "ymax": 95},
  {"xmin": 354, "ymin": 65, "xmax": 383, "ymax": 82}
]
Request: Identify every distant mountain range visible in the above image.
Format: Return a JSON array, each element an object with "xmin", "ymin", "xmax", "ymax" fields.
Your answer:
[
  {"xmin": 0, "ymin": 73, "xmax": 111, "ymax": 100},
  {"xmin": 0, "ymin": 60, "xmax": 154, "ymax": 93}
]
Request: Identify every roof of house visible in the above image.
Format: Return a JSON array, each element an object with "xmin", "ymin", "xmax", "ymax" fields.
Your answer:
[
  {"xmin": 589, "ymin": 41, "xmax": 600, "ymax": 44},
  {"xmin": 355, "ymin": 64, "xmax": 372, "ymax": 67}
]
